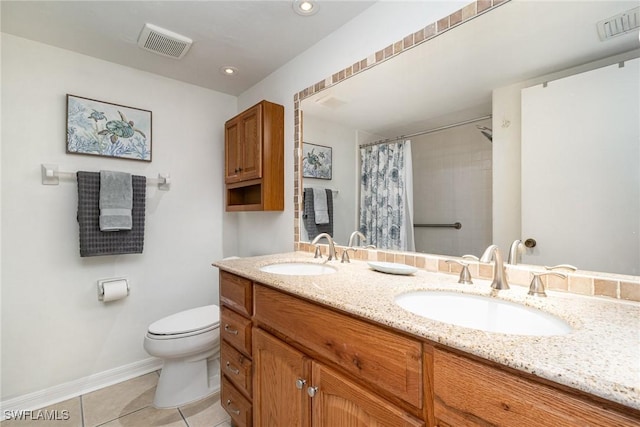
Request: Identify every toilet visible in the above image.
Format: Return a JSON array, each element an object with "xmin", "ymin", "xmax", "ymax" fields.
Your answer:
[{"xmin": 143, "ymin": 304, "xmax": 221, "ymax": 408}]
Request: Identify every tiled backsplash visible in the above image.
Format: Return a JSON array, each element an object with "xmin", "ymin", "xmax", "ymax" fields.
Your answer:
[
  {"xmin": 295, "ymin": 242, "xmax": 640, "ymax": 302},
  {"xmin": 292, "ymin": 0, "xmax": 640, "ymax": 303}
]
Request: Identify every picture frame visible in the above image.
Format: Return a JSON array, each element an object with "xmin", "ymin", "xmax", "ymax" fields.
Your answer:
[
  {"xmin": 302, "ymin": 142, "xmax": 332, "ymax": 180},
  {"xmin": 66, "ymin": 94, "xmax": 152, "ymax": 162}
]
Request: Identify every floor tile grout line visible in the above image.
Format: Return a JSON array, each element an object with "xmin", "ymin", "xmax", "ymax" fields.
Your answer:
[
  {"xmin": 177, "ymin": 406, "xmax": 190, "ymax": 427},
  {"xmin": 79, "ymin": 395, "xmax": 86, "ymax": 427},
  {"xmin": 93, "ymin": 405, "xmax": 150, "ymax": 427}
]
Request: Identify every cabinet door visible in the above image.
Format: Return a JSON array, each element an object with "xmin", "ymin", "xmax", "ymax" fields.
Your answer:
[
  {"xmin": 238, "ymin": 104, "xmax": 262, "ymax": 181},
  {"xmin": 311, "ymin": 362, "xmax": 424, "ymax": 427},
  {"xmin": 225, "ymin": 117, "xmax": 242, "ymax": 183},
  {"xmin": 253, "ymin": 328, "xmax": 311, "ymax": 427}
]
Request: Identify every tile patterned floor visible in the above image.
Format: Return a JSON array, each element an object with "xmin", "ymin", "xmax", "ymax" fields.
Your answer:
[{"xmin": 1, "ymin": 372, "xmax": 231, "ymax": 427}]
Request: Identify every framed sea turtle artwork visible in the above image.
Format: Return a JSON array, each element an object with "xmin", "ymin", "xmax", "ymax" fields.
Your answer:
[
  {"xmin": 66, "ymin": 94, "xmax": 152, "ymax": 162},
  {"xmin": 302, "ymin": 142, "xmax": 332, "ymax": 180}
]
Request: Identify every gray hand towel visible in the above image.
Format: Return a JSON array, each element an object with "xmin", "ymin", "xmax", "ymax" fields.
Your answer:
[
  {"xmin": 303, "ymin": 188, "xmax": 333, "ymax": 240},
  {"xmin": 99, "ymin": 170, "xmax": 132, "ymax": 231},
  {"xmin": 313, "ymin": 187, "xmax": 330, "ymax": 224}
]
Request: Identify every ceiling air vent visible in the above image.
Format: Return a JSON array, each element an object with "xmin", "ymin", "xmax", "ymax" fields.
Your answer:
[
  {"xmin": 137, "ymin": 23, "xmax": 192, "ymax": 59},
  {"xmin": 597, "ymin": 7, "xmax": 640, "ymax": 41}
]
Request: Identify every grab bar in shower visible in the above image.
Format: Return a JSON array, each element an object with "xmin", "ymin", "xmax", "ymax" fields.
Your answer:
[{"xmin": 414, "ymin": 222, "xmax": 462, "ymax": 229}]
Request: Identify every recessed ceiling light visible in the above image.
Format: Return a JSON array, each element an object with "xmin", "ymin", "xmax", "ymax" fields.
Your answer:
[
  {"xmin": 220, "ymin": 66, "xmax": 238, "ymax": 76},
  {"xmin": 293, "ymin": 0, "xmax": 318, "ymax": 16}
]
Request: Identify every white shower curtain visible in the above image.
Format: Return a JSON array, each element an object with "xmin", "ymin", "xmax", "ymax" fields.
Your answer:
[{"xmin": 359, "ymin": 140, "xmax": 415, "ymax": 251}]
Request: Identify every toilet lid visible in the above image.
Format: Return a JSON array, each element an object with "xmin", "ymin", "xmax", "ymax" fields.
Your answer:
[{"xmin": 148, "ymin": 305, "xmax": 220, "ymax": 335}]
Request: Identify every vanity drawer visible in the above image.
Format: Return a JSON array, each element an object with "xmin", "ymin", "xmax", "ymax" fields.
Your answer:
[
  {"xmin": 220, "ymin": 271, "xmax": 253, "ymax": 316},
  {"xmin": 221, "ymin": 306, "xmax": 252, "ymax": 356},
  {"xmin": 222, "ymin": 376, "xmax": 252, "ymax": 427},
  {"xmin": 254, "ymin": 285, "xmax": 423, "ymax": 408},
  {"xmin": 221, "ymin": 341, "xmax": 252, "ymax": 397},
  {"xmin": 433, "ymin": 349, "xmax": 639, "ymax": 427}
]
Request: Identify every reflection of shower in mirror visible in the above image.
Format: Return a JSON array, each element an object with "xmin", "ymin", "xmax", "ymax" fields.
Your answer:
[{"xmin": 476, "ymin": 125, "xmax": 493, "ymax": 142}]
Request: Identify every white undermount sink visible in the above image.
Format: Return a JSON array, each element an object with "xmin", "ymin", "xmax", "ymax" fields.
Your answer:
[
  {"xmin": 259, "ymin": 262, "xmax": 337, "ymax": 276},
  {"xmin": 395, "ymin": 291, "xmax": 572, "ymax": 336}
]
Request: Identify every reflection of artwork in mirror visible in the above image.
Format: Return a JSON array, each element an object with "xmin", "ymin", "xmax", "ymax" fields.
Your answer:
[{"xmin": 302, "ymin": 142, "xmax": 332, "ymax": 180}]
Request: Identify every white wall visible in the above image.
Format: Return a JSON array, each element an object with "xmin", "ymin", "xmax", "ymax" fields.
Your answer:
[
  {"xmin": 1, "ymin": 34, "xmax": 236, "ymax": 400},
  {"xmin": 300, "ymin": 115, "xmax": 358, "ymax": 245},
  {"xmin": 234, "ymin": 1, "xmax": 467, "ymax": 256}
]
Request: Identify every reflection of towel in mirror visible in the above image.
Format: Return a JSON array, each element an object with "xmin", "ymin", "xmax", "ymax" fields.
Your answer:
[
  {"xmin": 99, "ymin": 170, "xmax": 132, "ymax": 231},
  {"xmin": 303, "ymin": 188, "xmax": 333, "ymax": 240},
  {"xmin": 313, "ymin": 187, "xmax": 329, "ymax": 224}
]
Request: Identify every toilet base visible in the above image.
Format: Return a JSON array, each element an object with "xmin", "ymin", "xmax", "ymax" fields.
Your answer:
[{"xmin": 153, "ymin": 356, "xmax": 220, "ymax": 408}]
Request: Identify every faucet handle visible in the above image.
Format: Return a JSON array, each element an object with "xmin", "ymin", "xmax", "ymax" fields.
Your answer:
[
  {"xmin": 445, "ymin": 260, "xmax": 473, "ymax": 284},
  {"xmin": 528, "ymin": 271, "xmax": 567, "ymax": 297},
  {"xmin": 341, "ymin": 248, "xmax": 356, "ymax": 263},
  {"xmin": 462, "ymin": 254, "xmax": 479, "ymax": 261},
  {"xmin": 313, "ymin": 245, "xmax": 323, "ymax": 259},
  {"xmin": 545, "ymin": 264, "xmax": 577, "ymax": 272}
]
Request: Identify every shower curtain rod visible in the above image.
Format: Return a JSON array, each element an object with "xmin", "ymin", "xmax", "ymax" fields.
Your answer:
[{"xmin": 359, "ymin": 115, "xmax": 492, "ymax": 148}]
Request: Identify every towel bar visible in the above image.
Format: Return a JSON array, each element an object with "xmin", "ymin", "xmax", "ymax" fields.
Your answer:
[{"xmin": 41, "ymin": 164, "xmax": 171, "ymax": 190}]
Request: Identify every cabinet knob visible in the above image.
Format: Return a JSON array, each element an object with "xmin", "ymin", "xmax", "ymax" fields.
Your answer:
[
  {"xmin": 225, "ymin": 361, "xmax": 240, "ymax": 375},
  {"xmin": 295, "ymin": 378, "xmax": 306, "ymax": 390},
  {"xmin": 307, "ymin": 386, "xmax": 318, "ymax": 397},
  {"xmin": 226, "ymin": 399, "xmax": 241, "ymax": 415},
  {"xmin": 224, "ymin": 324, "xmax": 239, "ymax": 335}
]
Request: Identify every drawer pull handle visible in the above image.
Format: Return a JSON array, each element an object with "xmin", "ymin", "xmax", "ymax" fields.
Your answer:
[
  {"xmin": 226, "ymin": 399, "xmax": 241, "ymax": 415},
  {"xmin": 307, "ymin": 386, "xmax": 318, "ymax": 398},
  {"xmin": 225, "ymin": 361, "xmax": 240, "ymax": 375},
  {"xmin": 295, "ymin": 378, "xmax": 306, "ymax": 390},
  {"xmin": 224, "ymin": 324, "xmax": 239, "ymax": 335}
]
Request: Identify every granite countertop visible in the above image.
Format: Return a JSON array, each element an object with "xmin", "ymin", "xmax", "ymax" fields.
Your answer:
[{"xmin": 213, "ymin": 251, "xmax": 640, "ymax": 411}]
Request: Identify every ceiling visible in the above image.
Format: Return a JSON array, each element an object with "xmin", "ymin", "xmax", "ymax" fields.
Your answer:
[
  {"xmin": 1, "ymin": 1, "xmax": 376, "ymax": 96},
  {"xmin": 302, "ymin": 0, "xmax": 640, "ymax": 138}
]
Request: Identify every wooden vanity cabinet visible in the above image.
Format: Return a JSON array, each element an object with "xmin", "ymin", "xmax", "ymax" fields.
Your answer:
[
  {"xmin": 224, "ymin": 100, "xmax": 284, "ymax": 211},
  {"xmin": 217, "ymin": 270, "xmax": 640, "ymax": 427},
  {"xmin": 253, "ymin": 284, "xmax": 425, "ymax": 427},
  {"xmin": 219, "ymin": 272, "xmax": 254, "ymax": 427}
]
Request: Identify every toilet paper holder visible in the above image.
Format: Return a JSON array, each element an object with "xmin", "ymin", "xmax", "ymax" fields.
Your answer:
[{"xmin": 97, "ymin": 278, "xmax": 130, "ymax": 301}]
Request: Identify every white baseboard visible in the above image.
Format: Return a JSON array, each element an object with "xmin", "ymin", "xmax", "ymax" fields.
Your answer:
[{"xmin": 1, "ymin": 357, "xmax": 163, "ymax": 416}]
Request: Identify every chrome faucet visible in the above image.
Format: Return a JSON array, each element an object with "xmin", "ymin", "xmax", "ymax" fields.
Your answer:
[
  {"xmin": 348, "ymin": 231, "xmax": 366, "ymax": 248},
  {"xmin": 481, "ymin": 245, "xmax": 509, "ymax": 290},
  {"xmin": 479, "ymin": 244, "xmax": 498, "ymax": 263},
  {"xmin": 311, "ymin": 233, "xmax": 337, "ymax": 261},
  {"xmin": 508, "ymin": 239, "xmax": 524, "ymax": 265},
  {"xmin": 342, "ymin": 231, "xmax": 376, "ymax": 263}
]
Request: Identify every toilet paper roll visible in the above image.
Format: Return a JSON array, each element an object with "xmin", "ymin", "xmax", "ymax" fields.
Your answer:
[{"xmin": 100, "ymin": 279, "xmax": 129, "ymax": 302}]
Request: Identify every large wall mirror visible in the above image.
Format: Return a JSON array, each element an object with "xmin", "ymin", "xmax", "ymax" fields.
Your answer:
[{"xmin": 296, "ymin": 0, "xmax": 640, "ymax": 276}]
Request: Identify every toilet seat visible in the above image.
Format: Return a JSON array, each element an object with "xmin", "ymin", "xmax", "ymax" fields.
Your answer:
[{"xmin": 148, "ymin": 305, "xmax": 220, "ymax": 340}]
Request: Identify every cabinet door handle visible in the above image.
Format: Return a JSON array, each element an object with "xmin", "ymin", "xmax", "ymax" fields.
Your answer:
[
  {"xmin": 307, "ymin": 386, "xmax": 318, "ymax": 397},
  {"xmin": 226, "ymin": 399, "xmax": 241, "ymax": 415},
  {"xmin": 225, "ymin": 361, "xmax": 240, "ymax": 375},
  {"xmin": 224, "ymin": 324, "xmax": 239, "ymax": 335},
  {"xmin": 295, "ymin": 378, "xmax": 306, "ymax": 390}
]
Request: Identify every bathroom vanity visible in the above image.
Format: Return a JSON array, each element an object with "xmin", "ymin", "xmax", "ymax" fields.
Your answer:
[{"xmin": 215, "ymin": 253, "xmax": 640, "ymax": 427}]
